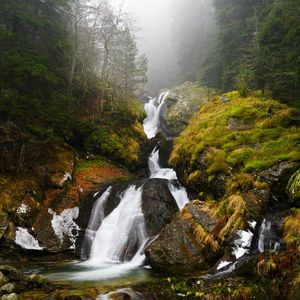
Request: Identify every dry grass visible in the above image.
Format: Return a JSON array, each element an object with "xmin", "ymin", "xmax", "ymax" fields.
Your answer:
[{"xmin": 284, "ymin": 208, "xmax": 300, "ymax": 250}]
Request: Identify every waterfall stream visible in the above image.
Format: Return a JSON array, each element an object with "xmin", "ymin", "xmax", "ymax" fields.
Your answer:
[{"xmin": 68, "ymin": 91, "xmax": 189, "ymax": 281}]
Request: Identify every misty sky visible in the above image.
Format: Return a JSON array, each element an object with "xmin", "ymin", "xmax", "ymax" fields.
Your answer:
[{"xmin": 110, "ymin": 0, "xmax": 177, "ymax": 94}]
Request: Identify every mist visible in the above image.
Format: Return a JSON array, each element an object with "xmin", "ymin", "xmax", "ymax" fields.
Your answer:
[{"xmin": 110, "ymin": 0, "xmax": 216, "ymax": 95}]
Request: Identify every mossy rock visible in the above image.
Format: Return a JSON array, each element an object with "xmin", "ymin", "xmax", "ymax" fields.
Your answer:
[
  {"xmin": 287, "ymin": 170, "xmax": 300, "ymax": 205},
  {"xmin": 160, "ymin": 82, "xmax": 216, "ymax": 136}
]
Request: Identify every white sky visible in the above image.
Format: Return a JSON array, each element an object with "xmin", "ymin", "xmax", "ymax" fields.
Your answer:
[{"xmin": 110, "ymin": 0, "xmax": 175, "ymax": 93}]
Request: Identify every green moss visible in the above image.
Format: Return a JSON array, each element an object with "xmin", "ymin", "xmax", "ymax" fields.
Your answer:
[
  {"xmin": 83, "ymin": 99, "xmax": 146, "ymax": 169},
  {"xmin": 170, "ymin": 92, "xmax": 300, "ymax": 175},
  {"xmin": 287, "ymin": 170, "xmax": 300, "ymax": 203}
]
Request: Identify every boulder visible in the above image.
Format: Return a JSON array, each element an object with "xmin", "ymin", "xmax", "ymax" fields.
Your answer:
[
  {"xmin": 1, "ymin": 293, "xmax": 20, "ymax": 300},
  {"xmin": 1, "ymin": 283, "xmax": 15, "ymax": 294},
  {"xmin": 0, "ymin": 272, "xmax": 8, "ymax": 287},
  {"xmin": 259, "ymin": 162, "xmax": 299, "ymax": 202},
  {"xmin": 145, "ymin": 201, "xmax": 224, "ymax": 273},
  {"xmin": 160, "ymin": 82, "xmax": 215, "ymax": 137},
  {"xmin": 141, "ymin": 179, "xmax": 179, "ymax": 236},
  {"xmin": 0, "ymin": 266, "xmax": 23, "ymax": 282}
]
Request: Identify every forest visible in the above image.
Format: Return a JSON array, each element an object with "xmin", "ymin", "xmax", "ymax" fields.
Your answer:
[{"xmin": 0, "ymin": 0, "xmax": 299, "ymax": 299}]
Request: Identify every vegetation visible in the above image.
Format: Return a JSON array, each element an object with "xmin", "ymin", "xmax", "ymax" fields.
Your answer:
[{"xmin": 170, "ymin": 92, "xmax": 300, "ymax": 176}]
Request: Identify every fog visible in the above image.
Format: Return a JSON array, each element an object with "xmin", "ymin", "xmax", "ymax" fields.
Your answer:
[{"xmin": 109, "ymin": 0, "xmax": 216, "ymax": 95}]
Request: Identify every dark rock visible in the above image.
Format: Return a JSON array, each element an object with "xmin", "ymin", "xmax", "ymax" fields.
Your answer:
[
  {"xmin": 0, "ymin": 272, "xmax": 9, "ymax": 286},
  {"xmin": 0, "ymin": 266, "xmax": 23, "ymax": 282},
  {"xmin": 259, "ymin": 161, "xmax": 299, "ymax": 202},
  {"xmin": 145, "ymin": 201, "xmax": 223, "ymax": 274},
  {"xmin": 141, "ymin": 179, "xmax": 179, "ymax": 236}
]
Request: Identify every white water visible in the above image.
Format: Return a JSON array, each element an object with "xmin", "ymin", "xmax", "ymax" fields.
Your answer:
[
  {"xmin": 15, "ymin": 227, "xmax": 43, "ymax": 250},
  {"xmin": 71, "ymin": 185, "xmax": 147, "ymax": 281},
  {"xmin": 232, "ymin": 229, "xmax": 254, "ymax": 259},
  {"xmin": 258, "ymin": 218, "xmax": 272, "ymax": 253},
  {"xmin": 143, "ymin": 91, "xmax": 169, "ymax": 139},
  {"xmin": 72, "ymin": 92, "xmax": 189, "ymax": 281},
  {"xmin": 88, "ymin": 186, "xmax": 146, "ymax": 265},
  {"xmin": 148, "ymin": 147, "xmax": 189, "ymax": 210}
]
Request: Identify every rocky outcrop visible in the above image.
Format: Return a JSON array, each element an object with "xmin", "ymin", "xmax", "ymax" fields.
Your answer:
[
  {"xmin": 160, "ymin": 82, "xmax": 215, "ymax": 136},
  {"xmin": 145, "ymin": 201, "xmax": 224, "ymax": 273},
  {"xmin": 142, "ymin": 179, "xmax": 178, "ymax": 236}
]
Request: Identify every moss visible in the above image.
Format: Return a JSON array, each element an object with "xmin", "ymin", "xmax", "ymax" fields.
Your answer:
[
  {"xmin": 170, "ymin": 92, "xmax": 300, "ymax": 175},
  {"xmin": 287, "ymin": 170, "xmax": 300, "ymax": 203}
]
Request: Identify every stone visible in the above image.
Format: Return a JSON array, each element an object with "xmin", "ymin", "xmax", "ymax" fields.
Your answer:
[
  {"xmin": 145, "ymin": 201, "xmax": 224, "ymax": 274},
  {"xmin": 0, "ymin": 266, "xmax": 23, "ymax": 282},
  {"xmin": 1, "ymin": 294, "xmax": 20, "ymax": 300},
  {"xmin": 1, "ymin": 283, "xmax": 15, "ymax": 294},
  {"xmin": 141, "ymin": 179, "xmax": 179, "ymax": 236},
  {"xmin": 0, "ymin": 272, "xmax": 9, "ymax": 287}
]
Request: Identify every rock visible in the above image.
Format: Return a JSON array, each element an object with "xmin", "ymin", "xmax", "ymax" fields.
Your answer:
[
  {"xmin": 141, "ymin": 179, "xmax": 179, "ymax": 236},
  {"xmin": 145, "ymin": 201, "xmax": 224, "ymax": 273},
  {"xmin": 0, "ymin": 266, "xmax": 23, "ymax": 282},
  {"xmin": 160, "ymin": 82, "xmax": 215, "ymax": 136},
  {"xmin": 0, "ymin": 272, "xmax": 9, "ymax": 286},
  {"xmin": 1, "ymin": 293, "xmax": 20, "ymax": 300},
  {"xmin": 1, "ymin": 283, "xmax": 15, "ymax": 294},
  {"xmin": 259, "ymin": 162, "xmax": 299, "ymax": 202},
  {"xmin": 287, "ymin": 169, "xmax": 300, "ymax": 205}
]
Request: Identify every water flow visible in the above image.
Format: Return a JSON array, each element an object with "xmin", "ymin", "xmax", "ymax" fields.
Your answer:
[
  {"xmin": 88, "ymin": 185, "xmax": 147, "ymax": 265},
  {"xmin": 148, "ymin": 147, "xmax": 189, "ymax": 210},
  {"xmin": 143, "ymin": 91, "xmax": 169, "ymax": 139},
  {"xmin": 81, "ymin": 187, "xmax": 112, "ymax": 259}
]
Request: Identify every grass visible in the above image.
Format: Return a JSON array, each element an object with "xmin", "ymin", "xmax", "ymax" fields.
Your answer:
[{"xmin": 284, "ymin": 208, "xmax": 300, "ymax": 250}]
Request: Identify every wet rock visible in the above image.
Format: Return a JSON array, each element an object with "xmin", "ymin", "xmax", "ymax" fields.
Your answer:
[
  {"xmin": 1, "ymin": 283, "xmax": 15, "ymax": 294},
  {"xmin": 259, "ymin": 162, "xmax": 299, "ymax": 202},
  {"xmin": 0, "ymin": 266, "xmax": 23, "ymax": 282},
  {"xmin": 228, "ymin": 118, "xmax": 253, "ymax": 131},
  {"xmin": 145, "ymin": 201, "xmax": 223, "ymax": 273},
  {"xmin": 160, "ymin": 82, "xmax": 215, "ymax": 137},
  {"xmin": 141, "ymin": 179, "xmax": 178, "ymax": 236},
  {"xmin": 0, "ymin": 272, "xmax": 9, "ymax": 286},
  {"xmin": 1, "ymin": 293, "xmax": 20, "ymax": 300}
]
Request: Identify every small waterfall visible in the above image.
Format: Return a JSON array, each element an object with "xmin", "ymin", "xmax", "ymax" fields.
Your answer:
[
  {"xmin": 143, "ymin": 91, "xmax": 169, "ymax": 139},
  {"xmin": 148, "ymin": 147, "xmax": 189, "ymax": 210},
  {"xmin": 87, "ymin": 185, "xmax": 147, "ymax": 265},
  {"xmin": 258, "ymin": 218, "xmax": 281, "ymax": 253},
  {"xmin": 81, "ymin": 187, "xmax": 112, "ymax": 259}
]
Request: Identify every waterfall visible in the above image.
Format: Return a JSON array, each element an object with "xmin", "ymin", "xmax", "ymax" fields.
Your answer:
[
  {"xmin": 143, "ymin": 91, "xmax": 169, "ymax": 139},
  {"xmin": 88, "ymin": 186, "xmax": 146, "ymax": 265},
  {"xmin": 75, "ymin": 91, "xmax": 189, "ymax": 280}
]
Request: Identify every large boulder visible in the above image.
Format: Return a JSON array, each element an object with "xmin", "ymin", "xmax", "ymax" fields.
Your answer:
[
  {"xmin": 145, "ymin": 201, "xmax": 224, "ymax": 273},
  {"xmin": 142, "ymin": 179, "xmax": 179, "ymax": 236},
  {"xmin": 160, "ymin": 82, "xmax": 215, "ymax": 136}
]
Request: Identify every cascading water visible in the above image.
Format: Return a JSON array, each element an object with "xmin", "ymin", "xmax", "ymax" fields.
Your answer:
[
  {"xmin": 70, "ymin": 91, "xmax": 189, "ymax": 281},
  {"xmin": 143, "ymin": 91, "xmax": 169, "ymax": 139}
]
